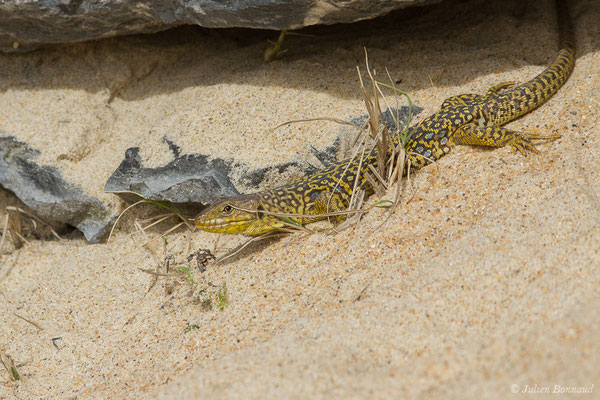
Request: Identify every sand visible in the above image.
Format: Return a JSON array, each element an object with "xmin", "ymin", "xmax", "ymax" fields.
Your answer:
[{"xmin": 1, "ymin": 0, "xmax": 599, "ymax": 398}]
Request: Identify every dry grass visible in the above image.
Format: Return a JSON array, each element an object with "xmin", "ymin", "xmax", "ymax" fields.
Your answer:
[
  {"xmin": 106, "ymin": 195, "xmax": 233, "ymax": 308},
  {"xmin": 107, "ymin": 191, "xmax": 194, "ymax": 243},
  {"xmin": 0, "ymin": 206, "xmax": 62, "ymax": 263}
]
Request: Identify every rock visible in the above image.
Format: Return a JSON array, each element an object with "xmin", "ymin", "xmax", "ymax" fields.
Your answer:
[
  {"xmin": 0, "ymin": 135, "xmax": 114, "ymax": 243},
  {"xmin": 0, "ymin": 0, "xmax": 441, "ymax": 52},
  {"xmin": 104, "ymin": 147, "xmax": 241, "ymax": 216},
  {"xmin": 104, "ymin": 147, "xmax": 329, "ymax": 216},
  {"xmin": 105, "ymin": 106, "xmax": 421, "ymax": 211}
]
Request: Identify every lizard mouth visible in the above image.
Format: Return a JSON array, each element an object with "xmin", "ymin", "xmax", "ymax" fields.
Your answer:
[{"xmin": 194, "ymin": 216, "xmax": 253, "ymax": 233}]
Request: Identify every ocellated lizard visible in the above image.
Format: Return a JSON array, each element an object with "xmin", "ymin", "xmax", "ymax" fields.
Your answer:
[{"xmin": 195, "ymin": 0, "xmax": 575, "ymax": 235}]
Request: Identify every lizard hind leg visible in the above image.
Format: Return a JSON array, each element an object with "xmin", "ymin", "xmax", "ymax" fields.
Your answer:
[
  {"xmin": 453, "ymin": 123, "xmax": 560, "ymax": 155},
  {"xmin": 312, "ymin": 191, "xmax": 349, "ymax": 225}
]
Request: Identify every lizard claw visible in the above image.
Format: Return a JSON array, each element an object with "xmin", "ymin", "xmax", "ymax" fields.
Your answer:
[
  {"xmin": 511, "ymin": 137, "xmax": 538, "ymax": 155},
  {"xmin": 511, "ymin": 131, "xmax": 560, "ymax": 155}
]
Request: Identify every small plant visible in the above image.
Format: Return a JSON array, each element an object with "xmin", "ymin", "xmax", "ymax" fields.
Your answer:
[
  {"xmin": 174, "ymin": 262, "xmax": 228, "ymax": 312},
  {"xmin": 215, "ymin": 283, "xmax": 228, "ymax": 311},
  {"xmin": 264, "ymin": 30, "xmax": 314, "ymax": 62},
  {"xmin": 264, "ymin": 30, "xmax": 288, "ymax": 62},
  {"xmin": 176, "ymin": 266, "xmax": 195, "ymax": 285},
  {"xmin": 0, "ymin": 350, "xmax": 20, "ymax": 381},
  {"xmin": 184, "ymin": 323, "xmax": 200, "ymax": 333}
]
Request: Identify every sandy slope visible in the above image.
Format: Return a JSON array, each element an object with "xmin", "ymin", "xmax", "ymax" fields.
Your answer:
[{"xmin": 1, "ymin": 0, "xmax": 599, "ymax": 398}]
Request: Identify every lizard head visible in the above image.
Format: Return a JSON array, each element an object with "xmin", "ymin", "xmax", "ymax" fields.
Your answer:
[{"xmin": 194, "ymin": 194, "xmax": 283, "ymax": 235}]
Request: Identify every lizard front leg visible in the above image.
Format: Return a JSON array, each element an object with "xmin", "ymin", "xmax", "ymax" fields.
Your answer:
[{"xmin": 452, "ymin": 123, "xmax": 559, "ymax": 155}]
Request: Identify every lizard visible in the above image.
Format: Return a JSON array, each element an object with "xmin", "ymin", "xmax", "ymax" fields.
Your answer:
[{"xmin": 194, "ymin": 0, "xmax": 575, "ymax": 235}]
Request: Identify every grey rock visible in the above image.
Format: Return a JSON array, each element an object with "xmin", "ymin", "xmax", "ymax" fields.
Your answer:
[
  {"xmin": 236, "ymin": 140, "xmax": 341, "ymax": 189},
  {"xmin": 104, "ymin": 147, "xmax": 317, "ymax": 216},
  {"xmin": 104, "ymin": 147, "xmax": 241, "ymax": 215},
  {"xmin": 105, "ymin": 106, "xmax": 421, "ymax": 212},
  {"xmin": 0, "ymin": 135, "xmax": 113, "ymax": 243},
  {"xmin": 350, "ymin": 106, "xmax": 422, "ymax": 135},
  {"xmin": 0, "ymin": 0, "xmax": 441, "ymax": 52}
]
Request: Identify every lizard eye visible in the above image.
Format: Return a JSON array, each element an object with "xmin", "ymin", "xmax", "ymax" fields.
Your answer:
[{"xmin": 222, "ymin": 205, "xmax": 233, "ymax": 213}]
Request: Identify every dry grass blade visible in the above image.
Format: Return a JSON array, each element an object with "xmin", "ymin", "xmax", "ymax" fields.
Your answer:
[
  {"xmin": 376, "ymin": 79, "xmax": 414, "ymax": 145},
  {"xmin": 326, "ymin": 118, "xmax": 371, "ymax": 215},
  {"xmin": 355, "ymin": 52, "xmax": 420, "ymax": 236},
  {"xmin": 270, "ymin": 117, "xmax": 356, "ymax": 133},
  {"xmin": 367, "ymin": 164, "xmax": 388, "ymax": 193},
  {"xmin": 13, "ymin": 312, "xmax": 44, "ymax": 331},
  {"xmin": 356, "ymin": 52, "xmax": 393, "ymax": 199},
  {"xmin": 389, "ymin": 149, "xmax": 406, "ymax": 186},
  {"xmin": 355, "ymin": 50, "xmax": 398, "ymax": 232},
  {"xmin": 380, "ymin": 70, "xmax": 404, "ymax": 182},
  {"xmin": 111, "ymin": 213, "xmax": 182, "ymax": 248},
  {"xmin": 0, "ymin": 214, "xmax": 9, "ymax": 259},
  {"xmin": 7, "ymin": 206, "xmax": 62, "ymax": 240},
  {"xmin": 363, "ymin": 49, "xmax": 390, "ymax": 179},
  {"xmin": 107, "ymin": 191, "xmax": 194, "ymax": 243},
  {"xmin": 349, "ymin": 185, "xmax": 366, "ymax": 211},
  {"xmin": 107, "ymin": 199, "xmax": 145, "ymax": 242},
  {"xmin": 139, "ymin": 268, "xmax": 180, "ymax": 278},
  {"xmin": 157, "ymin": 221, "xmax": 187, "ymax": 238},
  {"xmin": 365, "ymin": 172, "xmax": 386, "ymax": 198},
  {"xmin": 134, "ymin": 220, "xmax": 163, "ymax": 267},
  {"xmin": 133, "ymin": 221, "xmax": 186, "ymax": 252},
  {"xmin": 274, "ymin": 216, "xmax": 316, "ymax": 234},
  {"xmin": 215, "ymin": 232, "xmax": 289, "ymax": 264},
  {"xmin": 350, "ymin": 70, "xmax": 373, "ymax": 214},
  {"xmin": 353, "ymin": 282, "xmax": 371, "ymax": 302},
  {"xmin": 6, "ymin": 207, "xmax": 22, "ymax": 243},
  {"xmin": 367, "ymin": 152, "xmax": 409, "ymax": 237},
  {"xmin": 139, "ymin": 213, "xmax": 178, "ymax": 228},
  {"xmin": 332, "ymin": 188, "xmax": 366, "ymax": 234},
  {"xmin": 1, "ymin": 209, "xmax": 24, "ymax": 250},
  {"xmin": 134, "ymin": 219, "xmax": 173, "ymax": 293},
  {"xmin": 139, "ymin": 214, "xmax": 179, "ymax": 233},
  {"xmin": 8, "ymin": 228, "xmax": 28, "ymax": 248}
]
